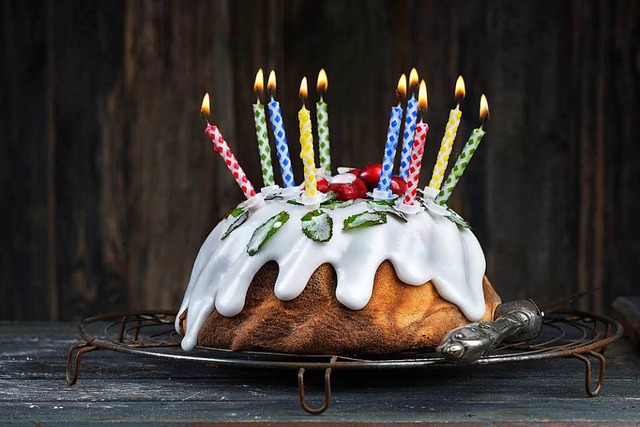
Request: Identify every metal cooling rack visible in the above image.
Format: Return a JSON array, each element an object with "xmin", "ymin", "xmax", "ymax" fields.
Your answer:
[{"xmin": 66, "ymin": 310, "xmax": 623, "ymax": 414}]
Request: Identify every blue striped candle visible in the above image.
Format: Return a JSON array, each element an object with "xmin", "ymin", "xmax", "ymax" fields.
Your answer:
[
  {"xmin": 398, "ymin": 94, "xmax": 418, "ymax": 180},
  {"xmin": 375, "ymin": 106, "xmax": 403, "ymax": 197},
  {"xmin": 266, "ymin": 71, "xmax": 295, "ymax": 189}
]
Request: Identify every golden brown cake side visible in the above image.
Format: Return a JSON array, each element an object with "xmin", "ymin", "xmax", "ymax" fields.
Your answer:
[{"xmin": 179, "ymin": 260, "xmax": 501, "ymax": 355}]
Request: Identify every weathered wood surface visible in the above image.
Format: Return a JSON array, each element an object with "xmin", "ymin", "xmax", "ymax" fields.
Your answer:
[
  {"xmin": 2, "ymin": 0, "xmax": 640, "ymax": 320},
  {"xmin": 0, "ymin": 322, "xmax": 639, "ymax": 425}
]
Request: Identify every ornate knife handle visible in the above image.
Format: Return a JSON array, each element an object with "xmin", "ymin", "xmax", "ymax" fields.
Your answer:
[{"xmin": 436, "ymin": 299, "xmax": 543, "ymax": 363}]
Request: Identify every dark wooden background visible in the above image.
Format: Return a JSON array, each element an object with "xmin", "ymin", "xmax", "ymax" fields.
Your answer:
[{"xmin": 1, "ymin": 0, "xmax": 639, "ymax": 320}]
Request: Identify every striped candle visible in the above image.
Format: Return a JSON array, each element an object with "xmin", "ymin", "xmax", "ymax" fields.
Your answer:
[
  {"xmin": 374, "ymin": 74, "xmax": 406, "ymax": 199},
  {"xmin": 316, "ymin": 69, "xmax": 331, "ymax": 173},
  {"xmin": 205, "ymin": 124, "xmax": 257, "ymax": 200},
  {"xmin": 429, "ymin": 76, "xmax": 466, "ymax": 191},
  {"xmin": 402, "ymin": 80, "xmax": 429, "ymax": 206},
  {"xmin": 402, "ymin": 121, "xmax": 429, "ymax": 205},
  {"xmin": 435, "ymin": 95, "xmax": 489, "ymax": 205},
  {"xmin": 298, "ymin": 78, "xmax": 317, "ymax": 198},
  {"xmin": 253, "ymin": 70, "xmax": 275, "ymax": 187},
  {"xmin": 398, "ymin": 68, "xmax": 420, "ymax": 180},
  {"xmin": 267, "ymin": 71, "xmax": 295, "ymax": 188}
]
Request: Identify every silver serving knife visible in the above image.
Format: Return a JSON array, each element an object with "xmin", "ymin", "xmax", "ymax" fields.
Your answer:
[{"xmin": 436, "ymin": 299, "xmax": 543, "ymax": 363}]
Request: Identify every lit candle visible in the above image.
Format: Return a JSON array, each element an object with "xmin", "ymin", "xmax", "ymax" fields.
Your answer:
[
  {"xmin": 316, "ymin": 69, "xmax": 331, "ymax": 173},
  {"xmin": 402, "ymin": 80, "xmax": 429, "ymax": 206},
  {"xmin": 374, "ymin": 74, "xmax": 406, "ymax": 200},
  {"xmin": 435, "ymin": 94, "xmax": 489, "ymax": 205},
  {"xmin": 429, "ymin": 76, "xmax": 466, "ymax": 190},
  {"xmin": 298, "ymin": 77, "xmax": 318, "ymax": 199},
  {"xmin": 398, "ymin": 68, "xmax": 420, "ymax": 181},
  {"xmin": 201, "ymin": 93, "xmax": 257, "ymax": 200},
  {"xmin": 267, "ymin": 70, "xmax": 296, "ymax": 188},
  {"xmin": 252, "ymin": 69, "xmax": 276, "ymax": 188}
]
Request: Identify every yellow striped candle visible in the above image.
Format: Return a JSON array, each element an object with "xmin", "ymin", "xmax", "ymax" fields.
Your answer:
[
  {"xmin": 429, "ymin": 76, "xmax": 466, "ymax": 190},
  {"xmin": 298, "ymin": 77, "xmax": 317, "ymax": 198}
]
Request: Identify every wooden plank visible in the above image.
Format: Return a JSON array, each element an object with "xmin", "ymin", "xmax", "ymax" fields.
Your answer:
[
  {"xmin": 3, "ymin": 0, "xmax": 640, "ymax": 321},
  {"xmin": 1, "ymin": 322, "xmax": 639, "ymax": 424},
  {"xmin": 51, "ymin": 0, "xmax": 126, "ymax": 320},
  {"xmin": 0, "ymin": 0, "xmax": 54, "ymax": 321},
  {"xmin": 483, "ymin": 1, "xmax": 577, "ymax": 306}
]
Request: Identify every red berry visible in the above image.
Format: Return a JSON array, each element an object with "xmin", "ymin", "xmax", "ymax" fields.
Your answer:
[
  {"xmin": 358, "ymin": 163, "xmax": 382, "ymax": 190},
  {"xmin": 347, "ymin": 168, "xmax": 360, "ymax": 176},
  {"xmin": 317, "ymin": 178, "xmax": 329, "ymax": 193},
  {"xmin": 329, "ymin": 178, "xmax": 368, "ymax": 201},
  {"xmin": 390, "ymin": 175, "xmax": 407, "ymax": 195}
]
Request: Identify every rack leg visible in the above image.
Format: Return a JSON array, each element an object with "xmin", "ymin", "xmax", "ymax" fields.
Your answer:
[
  {"xmin": 297, "ymin": 367, "xmax": 332, "ymax": 414},
  {"xmin": 571, "ymin": 350, "xmax": 606, "ymax": 397},
  {"xmin": 66, "ymin": 343, "xmax": 99, "ymax": 386}
]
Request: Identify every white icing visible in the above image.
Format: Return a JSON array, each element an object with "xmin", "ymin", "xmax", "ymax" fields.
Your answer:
[
  {"xmin": 329, "ymin": 173, "xmax": 356, "ymax": 185},
  {"xmin": 336, "ymin": 166, "xmax": 357, "ymax": 174},
  {"xmin": 176, "ymin": 198, "xmax": 488, "ymax": 351},
  {"xmin": 420, "ymin": 186, "xmax": 439, "ymax": 201}
]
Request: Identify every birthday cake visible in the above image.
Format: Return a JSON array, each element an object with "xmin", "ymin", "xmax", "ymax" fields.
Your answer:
[{"xmin": 176, "ymin": 69, "xmax": 499, "ymax": 355}]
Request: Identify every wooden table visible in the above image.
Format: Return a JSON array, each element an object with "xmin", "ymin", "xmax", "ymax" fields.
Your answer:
[{"xmin": 1, "ymin": 321, "xmax": 639, "ymax": 425}]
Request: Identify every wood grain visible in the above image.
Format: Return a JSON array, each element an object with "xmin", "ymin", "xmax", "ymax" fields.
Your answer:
[
  {"xmin": 2, "ymin": 0, "xmax": 639, "ymax": 320},
  {"xmin": 0, "ymin": 322, "xmax": 639, "ymax": 424}
]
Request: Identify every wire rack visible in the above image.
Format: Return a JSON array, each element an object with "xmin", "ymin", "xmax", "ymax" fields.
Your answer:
[{"xmin": 66, "ymin": 310, "xmax": 623, "ymax": 414}]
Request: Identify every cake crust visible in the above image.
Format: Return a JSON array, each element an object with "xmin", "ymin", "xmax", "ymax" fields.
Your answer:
[{"xmin": 179, "ymin": 260, "xmax": 501, "ymax": 355}]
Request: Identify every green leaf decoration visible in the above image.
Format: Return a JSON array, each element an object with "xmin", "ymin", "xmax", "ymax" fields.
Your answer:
[
  {"xmin": 367, "ymin": 198, "xmax": 397, "ymax": 207},
  {"xmin": 247, "ymin": 211, "xmax": 290, "ymax": 256},
  {"xmin": 264, "ymin": 192, "xmax": 283, "ymax": 201},
  {"xmin": 320, "ymin": 191, "xmax": 337, "ymax": 205},
  {"xmin": 230, "ymin": 206, "xmax": 247, "ymax": 218},
  {"xmin": 366, "ymin": 200, "xmax": 408, "ymax": 222},
  {"xmin": 322, "ymin": 199, "xmax": 354, "ymax": 210},
  {"xmin": 343, "ymin": 211, "xmax": 387, "ymax": 231},
  {"xmin": 301, "ymin": 209, "xmax": 333, "ymax": 242},
  {"xmin": 222, "ymin": 209, "xmax": 249, "ymax": 240},
  {"xmin": 446, "ymin": 208, "xmax": 471, "ymax": 229},
  {"xmin": 287, "ymin": 199, "xmax": 304, "ymax": 206}
]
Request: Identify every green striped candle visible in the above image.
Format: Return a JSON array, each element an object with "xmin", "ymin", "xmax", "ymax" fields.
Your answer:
[
  {"xmin": 435, "ymin": 95, "xmax": 489, "ymax": 205},
  {"xmin": 316, "ymin": 69, "xmax": 331, "ymax": 173},
  {"xmin": 252, "ymin": 69, "xmax": 275, "ymax": 187}
]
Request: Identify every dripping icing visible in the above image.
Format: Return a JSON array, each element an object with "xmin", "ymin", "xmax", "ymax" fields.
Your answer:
[{"xmin": 176, "ymin": 198, "xmax": 487, "ymax": 351}]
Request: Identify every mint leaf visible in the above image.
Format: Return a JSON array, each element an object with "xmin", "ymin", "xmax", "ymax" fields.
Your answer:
[
  {"xmin": 366, "ymin": 200, "xmax": 408, "ymax": 222},
  {"xmin": 322, "ymin": 199, "xmax": 354, "ymax": 210},
  {"xmin": 320, "ymin": 191, "xmax": 337, "ymax": 205},
  {"xmin": 246, "ymin": 211, "xmax": 290, "ymax": 255},
  {"xmin": 287, "ymin": 199, "xmax": 304, "ymax": 206},
  {"xmin": 222, "ymin": 209, "xmax": 249, "ymax": 240},
  {"xmin": 367, "ymin": 198, "xmax": 397, "ymax": 207},
  {"xmin": 446, "ymin": 208, "xmax": 471, "ymax": 229},
  {"xmin": 301, "ymin": 209, "xmax": 333, "ymax": 242},
  {"xmin": 343, "ymin": 211, "xmax": 387, "ymax": 231},
  {"xmin": 230, "ymin": 206, "xmax": 247, "ymax": 218}
]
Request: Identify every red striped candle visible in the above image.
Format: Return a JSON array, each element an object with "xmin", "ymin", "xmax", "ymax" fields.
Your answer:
[
  {"xmin": 402, "ymin": 80, "xmax": 429, "ymax": 206},
  {"xmin": 402, "ymin": 121, "xmax": 429, "ymax": 205},
  {"xmin": 201, "ymin": 93, "xmax": 256, "ymax": 200}
]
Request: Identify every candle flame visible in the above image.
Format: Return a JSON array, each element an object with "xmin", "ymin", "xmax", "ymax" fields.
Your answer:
[
  {"xmin": 267, "ymin": 70, "xmax": 277, "ymax": 93},
  {"xmin": 409, "ymin": 68, "xmax": 420, "ymax": 91},
  {"xmin": 317, "ymin": 69, "xmax": 328, "ymax": 93},
  {"xmin": 418, "ymin": 80, "xmax": 428, "ymax": 111},
  {"xmin": 254, "ymin": 69, "xmax": 264, "ymax": 96},
  {"xmin": 397, "ymin": 74, "xmax": 407, "ymax": 100},
  {"xmin": 201, "ymin": 93, "xmax": 211, "ymax": 117},
  {"xmin": 455, "ymin": 76, "xmax": 466, "ymax": 101},
  {"xmin": 479, "ymin": 94, "xmax": 489, "ymax": 123},
  {"xmin": 299, "ymin": 77, "xmax": 308, "ymax": 101}
]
